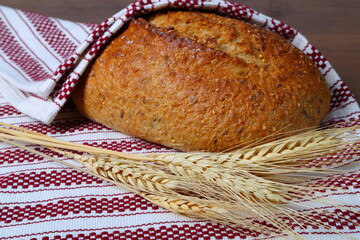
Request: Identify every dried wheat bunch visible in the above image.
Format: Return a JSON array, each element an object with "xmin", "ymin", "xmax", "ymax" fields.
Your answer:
[{"xmin": 0, "ymin": 121, "xmax": 359, "ymax": 239}]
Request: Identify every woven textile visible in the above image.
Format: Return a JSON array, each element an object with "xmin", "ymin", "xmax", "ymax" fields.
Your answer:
[{"xmin": 0, "ymin": 0, "xmax": 359, "ymax": 239}]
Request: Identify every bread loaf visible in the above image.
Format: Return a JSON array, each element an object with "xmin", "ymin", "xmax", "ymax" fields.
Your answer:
[{"xmin": 72, "ymin": 11, "xmax": 330, "ymax": 152}]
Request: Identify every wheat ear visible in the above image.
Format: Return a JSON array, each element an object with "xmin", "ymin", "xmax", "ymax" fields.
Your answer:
[
  {"xmin": 1, "ymin": 139, "xmax": 304, "ymax": 238},
  {"xmin": 0, "ymin": 121, "xmax": 359, "ymax": 239},
  {"xmin": 150, "ymin": 125, "xmax": 359, "ymax": 177}
]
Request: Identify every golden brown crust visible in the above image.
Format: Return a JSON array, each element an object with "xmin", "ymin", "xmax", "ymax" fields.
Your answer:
[{"xmin": 72, "ymin": 11, "xmax": 330, "ymax": 152}]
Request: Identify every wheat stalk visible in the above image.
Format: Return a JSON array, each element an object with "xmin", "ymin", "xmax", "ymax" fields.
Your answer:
[
  {"xmin": 0, "ymin": 137, "xmax": 301, "ymax": 237},
  {"xmin": 67, "ymin": 152, "xmax": 180, "ymax": 194},
  {"xmin": 0, "ymin": 121, "xmax": 359, "ymax": 239}
]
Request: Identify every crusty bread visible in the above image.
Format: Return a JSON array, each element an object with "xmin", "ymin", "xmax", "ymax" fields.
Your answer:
[{"xmin": 72, "ymin": 11, "xmax": 330, "ymax": 152}]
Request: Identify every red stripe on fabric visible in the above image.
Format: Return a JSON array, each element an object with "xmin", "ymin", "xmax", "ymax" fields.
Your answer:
[
  {"xmin": 55, "ymin": 72, "xmax": 80, "ymax": 102},
  {"xmin": 0, "ymin": 169, "xmax": 104, "ymax": 189},
  {"xmin": 16, "ymin": 10, "xmax": 62, "ymax": 63},
  {"xmin": 0, "ymin": 148, "xmax": 174, "ymax": 169},
  {"xmin": 2, "ymin": 191, "xmax": 359, "ymax": 226},
  {"xmin": 299, "ymin": 205, "xmax": 360, "ymax": 212},
  {"xmin": 324, "ymin": 112, "xmax": 360, "ymax": 125},
  {"xmin": 0, "ymin": 184, "xmax": 114, "ymax": 194},
  {"xmin": 305, "ymin": 147, "xmax": 360, "ymax": 168},
  {"xmin": 15, "ymin": 121, "xmax": 170, "ymax": 152},
  {"xmin": 53, "ymin": 18, "xmax": 81, "ymax": 45},
  {"xmin": 329, "ymin": 79, "xmax": 342, "ymax": 91},
  {"xmin": 0, "ymin": 8, "xmax": 54, "ymax": 75},
  {"xmin": 0, "ymin": 117, "xmax": 115, "ymax": 134},
  {"xmin": 3, "ymin": 207, "xmax": 360, "ymax": 240},
  {"xmin": 0, "ymin": 131, "xmax": 173, "ymax": 164},
  {"xmin": 0, "ymin": 195, "xmax": 159, "ymax": 224},
  {"xmin": 311, "ymin": 173, "xmax": 360, "ymax": 190},
  {"xmin": 28, "ymin": 93, "xmax": 47, "ymax": 101},
  {"xmin": 2, "ymin": 168, "xmax": 358, "ymax": 202},
  {"xmin": 330, "ymin": 82, "xmax": 355, "ymax": 109},
  {"xmin": 266, "ymin": 19, "xmax": 296, "ymax": 41},
  {"xmin": 50, "ymin": 98, "xmax": 62, "ymax": 108},
  {"xmin": 84, "ymin": 139, "xmax": 169, "ymax": 152},
  {"xmin": 0, "ymin": 166, "xmax": 68, "ymax": 176},
  {"xmin": 6, "ymin": 228, "xmax": 360, "ymax": 240},
  {"xmin": 0, "ymin": 211, "xmax": 169, "ymax": 229},
  {"xmin": 21, "ymin": 10, "xmax": 78, "ymax": 61},
  {"xmin": 301, "ymin": 42, "xmax": 310, "ymax": 52},
  {"xmin": 0, "ymin": 150, "xmax": 171, "ymax": 169},
  {"xmin": 0, "ymin": 13, "xmax": 50, "ymax": 82},
  {"xmin": 74, "ymin": 22, "xmax": 91, "ymax": 35},
  {"xmin": 0, "ymin": 192, "xmax": 132, "ymax": 205},
  {"xmin": 323, "ymin": 66, "xmax": 333, "ymax": 77},
  {"xmin": 297, "ymin": 230, "xmax": 360, "ymax": 235},
  {"xmin": 0, "ymin": 104, "xmax": 22, "ymax": 117},
  {"xmin": 0, "ymin": 50, "xmax": 32, "ymax": 82},
  {"xmin": 13, "ymin": 221, "xmax": 258, "ymax": 240},
  {"xmin": 289, "ymin": 30, "xmax": 299, "ymax": 43},
  {"xmin": 0, "ymin": 159, "xmax": 72, "ymax": 169},
  {"xmin": 18, "ymin": 119, "xmax": 111, "ymax": 134},
  {"xmin": 0, "ymin": 148, "xmax": 50, "ymax": 165},
  {"xmin": 0, "ymin": 147, "xmax": 65, "ymax": 165},
  {"xmin": 260, "ymin": 18, "xmax": 268, "ymax": 28},
  {"xmin": 293, "ymin": 191, "xmax": 360, "ymax": 204},
  {"xmin": 331, "ymin": 100, "xmax": 358, "ymax": 112},
  {"xmin": 0, "ymin": 220, "xmax": 205, "ymax": 240},
  {"xmin": 262, "ymin": 231, "xmax": 360, "ymax": 240},
  {"xmin": 83, "ymin": 22, "xmax": 100, "ymax": 32},
  {"xmin": 305, "ymin": 45, "xmax": 328, "ymax": 69},
  {"xmin": 0, "ymin": 162, "xmax": 360, "ymax": 220}
]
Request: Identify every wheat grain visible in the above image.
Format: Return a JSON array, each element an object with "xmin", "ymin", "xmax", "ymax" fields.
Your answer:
[
  {"xmin": 229, "ymin": 126, "xmax": 357, "ymax": 160},
  {"xmin": 228, "ymin": 133, "xmax": 341, "ymax": 167},
  {"xmin": 142, "ymin": 194, "xmax": 227, "ymax": 214},
  {"xmin": 58, "ymin": 150, "xmax": 186, "ymax": 195}
]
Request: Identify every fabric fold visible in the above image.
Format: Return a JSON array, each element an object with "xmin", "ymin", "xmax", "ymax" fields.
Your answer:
[{"xmin": 0, "ymin": 5, "xmax": 96, "ymax": 123}]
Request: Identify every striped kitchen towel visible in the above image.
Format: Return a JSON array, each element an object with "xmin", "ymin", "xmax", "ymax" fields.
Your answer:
[{"xmin": 0, "ymin": 1, "xmax": 359, "ymax": 240}]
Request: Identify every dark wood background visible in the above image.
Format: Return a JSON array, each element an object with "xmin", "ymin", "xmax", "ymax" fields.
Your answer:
[{"xmin": 1, "ymin": 0, "xmax": 359, "ymax": 98}]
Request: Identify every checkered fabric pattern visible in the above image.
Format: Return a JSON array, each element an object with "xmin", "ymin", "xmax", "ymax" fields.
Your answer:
[{"xmin": 0, "ymin": 0, "xmax": 359, "ymax": 239}]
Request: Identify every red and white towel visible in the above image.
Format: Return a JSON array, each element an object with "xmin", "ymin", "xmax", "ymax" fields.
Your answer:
[{"xmin": 0, "ymin": 0, "xmax": 359, "ymax": 239}]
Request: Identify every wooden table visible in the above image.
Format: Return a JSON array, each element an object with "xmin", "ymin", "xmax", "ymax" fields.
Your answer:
[{"xmin": 1, "ymin": 0, "xmax": 359, "ymax": 98}]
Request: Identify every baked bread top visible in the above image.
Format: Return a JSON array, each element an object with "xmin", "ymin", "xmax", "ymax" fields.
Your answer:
[{"xmin": 72, "ymin": 11, "xmax": 330, "ymax": 152}]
